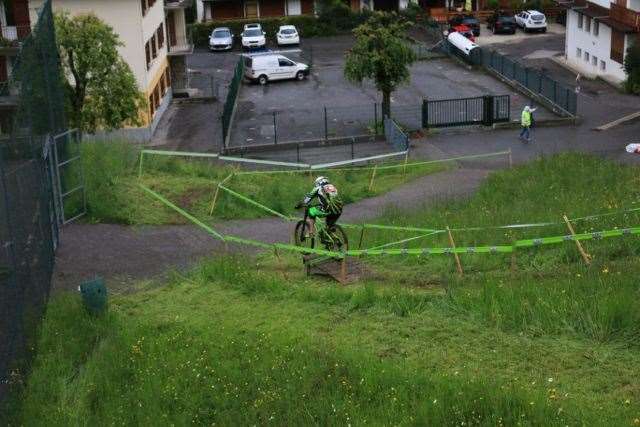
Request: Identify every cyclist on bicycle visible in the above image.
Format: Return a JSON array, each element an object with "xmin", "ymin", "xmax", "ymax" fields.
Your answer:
[{"xmin": 295, "ymin": 176, "xmax": 343, "ymax": 232}]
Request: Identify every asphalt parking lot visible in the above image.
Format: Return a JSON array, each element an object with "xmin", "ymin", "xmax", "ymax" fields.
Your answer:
[
  {"xmin": 153, "ymin": 34, "xmax": 557, "ymax": 151},
  {"xmin": 224, "ymin": 35, "xmax": 555, "ymax": 147}
]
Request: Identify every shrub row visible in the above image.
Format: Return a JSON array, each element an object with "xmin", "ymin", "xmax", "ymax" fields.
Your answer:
[{"xmin": 189, "ymin": 12, "xmax": 372, "ymax": 47}]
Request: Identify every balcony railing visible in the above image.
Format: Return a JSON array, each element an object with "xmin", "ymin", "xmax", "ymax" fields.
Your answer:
[
  {"xmin": 0, "ymin": 25, "xmax": 31, "ymax": 44},
  {"xmin": 165, "ymin": 0, "xmax": 193, "ymax": 9},
  {"xmin": 168, "ymin": 32, "xmax": 194, "ymax": 55},
  {"xmin": 610, "ymin": 3, "xmax": 640, "ymax": 30}
]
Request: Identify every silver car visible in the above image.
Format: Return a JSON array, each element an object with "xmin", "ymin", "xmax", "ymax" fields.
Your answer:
[{"xmin": 209, "ymin": 27, "xmax": 233, "ymax": 51}]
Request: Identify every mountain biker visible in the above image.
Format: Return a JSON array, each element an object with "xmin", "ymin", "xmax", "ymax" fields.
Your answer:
[{"xmin": 295, "ymin": 176, "xmax": 343, "ymax": 233}]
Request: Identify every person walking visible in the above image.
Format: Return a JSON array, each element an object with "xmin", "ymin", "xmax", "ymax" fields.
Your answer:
[{"xmin": 519, "ymin": 105, "xmax": 536, "ymax": 143}]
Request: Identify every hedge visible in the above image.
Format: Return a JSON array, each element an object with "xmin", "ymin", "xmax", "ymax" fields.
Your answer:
[{"xmin": 189, "ymin": 13, "xmax": 372, "ymax": 47}]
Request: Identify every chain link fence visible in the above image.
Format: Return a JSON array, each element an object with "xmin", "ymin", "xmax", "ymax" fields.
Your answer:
[
  {"xmin": 221, "ymin": 57, "xmax": 244, "ymax": 145},
  {"xmin": 0, "ymin": 0, "xmax": 67, "ymax": 404}
]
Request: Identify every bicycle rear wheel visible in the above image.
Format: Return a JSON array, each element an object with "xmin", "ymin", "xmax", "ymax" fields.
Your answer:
[{"xmin": 294, "ymin": 220, "xmax": 315, "ymax": 249}]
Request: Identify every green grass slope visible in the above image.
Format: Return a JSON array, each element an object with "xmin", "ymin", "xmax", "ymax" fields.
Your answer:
[
  {"xmin": 7, "ymin": 154, "xmax": 640, "ymax": 425},
  {"xmin": 78, "ymin": 141, "xmax": 446, "ymax": 225}
]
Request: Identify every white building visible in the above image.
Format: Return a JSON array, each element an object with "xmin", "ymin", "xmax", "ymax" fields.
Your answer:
[
  {"xmin": 29, "ymin": 0, "xmax": 192, "ymax": 140},
  {"xmin": 564, "ymin": 0, "xmax": 640, "ymax": 85}
]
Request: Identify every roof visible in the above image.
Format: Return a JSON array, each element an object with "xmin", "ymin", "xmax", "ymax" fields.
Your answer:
[{"xmin": 569, "ymin": 1, "xmax": 639, "ymax": 33}]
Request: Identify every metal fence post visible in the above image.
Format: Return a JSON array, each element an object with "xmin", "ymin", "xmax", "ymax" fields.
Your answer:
[
  {"xmin": 324, "ymin": 106, "xmax": 328, "ymax": 141},
  {"xmin": 373, "ymin": 103, "xmax": 378, "ymax": 136},
  {"xmin": 538, "ymin": 71, "xmax": 543, "ymax": 95},
  {"xmin": 273, "ymin": 111, "xmax": 277, "ymax": 144},
  {"xmin": 553, "ymin": 80, "xmax": 558, "ymax": 104},
  {"xmin": 422, "ymin": 99, "xmax": 429, "ymax": 129},
  {"xmin": 351, "ymin": 138, "xmax": 355, "ymax": 159},
  {"xmin": 525, "ymin": 67, "xmax": 529, "ymax": 88},
  {"xmin": 482, "ymin": 95, "xmax": 494, "ymax": 126},
  {"xmin": 296, "ymin": 143, "xmax": 300, "ymax": 163}
]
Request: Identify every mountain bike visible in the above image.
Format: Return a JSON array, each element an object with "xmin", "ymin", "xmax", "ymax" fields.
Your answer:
[{"xmin": 294, "ymin": 205, "xmax": 348, "ymax": 253}]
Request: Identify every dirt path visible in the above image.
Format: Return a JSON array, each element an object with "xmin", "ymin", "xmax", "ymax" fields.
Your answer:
[{"xmin": 52, "ymin": 167, "xmax": 490, "ymax": 292}]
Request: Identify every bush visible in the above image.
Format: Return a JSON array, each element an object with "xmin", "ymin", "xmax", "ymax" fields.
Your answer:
[
  {"xmin": 399, "ymin": 2, "xmax": 424, "ymax": 22},
  {"xmin": 487, "ymin": 0, "xmax": 500, "ymax": 10},
  {"xmin": 624, "ymin": 41, "xmax": 640, "ymax": 95}
]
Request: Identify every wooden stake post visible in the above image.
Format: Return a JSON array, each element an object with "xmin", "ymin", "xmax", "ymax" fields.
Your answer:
[
  {"xmin": 368, "ymin": 165, "xmax": 378, "ymax": 192},
  {"xmin": 209, "ymin": 185, "xmax": 221, "ymax": 216},
  {"xmin": 446, "ymin": 226, "xmax": 464, "ymax": 276},
  {"xmin": 563, "ymin": 215, "xmax": 591, "ymax": 265},
  {"xmin": 358, "ymin": 225, "xmax": 366, "ymax": 249}
]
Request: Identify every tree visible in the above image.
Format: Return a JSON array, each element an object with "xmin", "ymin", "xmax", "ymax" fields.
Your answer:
[
  {"xmin": 624, "ymin": 41, "xmax": 640, "ymax": 95},
  {"xmin": 54, "ymin": 12, "xmax": 145, "ymax": 133},
  {"xmin": 344, "ymin": 12, "xmax": 416, "ymax": 118}
]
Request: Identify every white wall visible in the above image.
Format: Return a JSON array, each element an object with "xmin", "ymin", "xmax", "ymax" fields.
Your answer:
[
  {"xmin": 29, "ymin": 0, "xmax": 162, "ymax": 92},
  {"xmin": 565, "ymin": 10, "xmax": 627, "ymax": 84},
  {"xmin": 628, "ymin": 0, "xmax": 640, "ymax": 12}
]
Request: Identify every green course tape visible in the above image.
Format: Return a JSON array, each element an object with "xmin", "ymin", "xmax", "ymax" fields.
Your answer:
[
  {"xmin": 514, "ymin": 227, "xmax": 640, "ymax": 248},
  {"xmin": 310, "ymin": 151, "xmax": 408, "ymax": 170},
  {"xmin": 366, "ymin": 231, "xmax": 441, "ymax": 251},
  {"xmin": 139, "ymin": 184, "xmax": 225, "ymax": 241},
  {"xmin": 142, "ymin": 149, "xmax": 220, "ymax": 158},
  {"xmin": 219, "ymin": 156, "xmax": 310, "ymax": 168},
  {"xmin": 348, "ymin": 245, "xmax": 514, "ymax": 256},
  {"xmin": 219, "ymin": 185, "xmax": 292, "ymax": 220}
]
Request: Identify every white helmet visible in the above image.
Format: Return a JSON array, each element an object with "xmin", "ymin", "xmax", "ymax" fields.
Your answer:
[{"xmin": 314, "ymin": 176, "xmax": 329, "ymax": 187}]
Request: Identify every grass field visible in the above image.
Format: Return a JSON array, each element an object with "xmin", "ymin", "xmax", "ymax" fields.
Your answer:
[
  {"xmin": 6, "ymin": 153, "xmax": 640, "ymax": 425},
  {"xmin": 78, "ymin": 141, "xmax": 447, "ymax": 224}
]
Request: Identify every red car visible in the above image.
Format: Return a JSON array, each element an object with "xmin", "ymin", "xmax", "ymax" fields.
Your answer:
[{"xmin": 450, "ymin": 24, "xmax": 476, "ymax": 42}]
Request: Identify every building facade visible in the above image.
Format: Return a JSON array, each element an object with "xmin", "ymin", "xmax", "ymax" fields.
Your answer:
[
  {"xmin": 0, "ymin": 0, "xmax": 31, "ymax": 118},
  {"xmin": 195, "ymin": 0, "xmax": 413, "ymax": 21},
  {"xmin": 28, "ymin": 0, "xmax": 192, "ymax": 140},
  {"xmin": 564, "ymin": 0, "xmax": 639, "ymax": 85}
]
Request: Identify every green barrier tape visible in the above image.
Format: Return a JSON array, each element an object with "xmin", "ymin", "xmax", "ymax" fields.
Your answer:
[
  {"xmin": 310, "ymin": 151, "xmax": 408, "ymax": 170},
  {"xmin": 219, "ymin": 156, "xmax": 310, "ymax": 168},
  {"xmin": 226, "ymin": 234, "xmax": 344, "ymax": 258},
  {"xmin": 139, "ymin": 184, "xmax": 225, "ymax": 241},
  {"xmin": 366, "ymin": 231, "xmax": 441, "ymax": 251},
  {"xmin": 347, "ymin": 245, "xmax": 514, "ymax": 256},
  {"xmin": 219, "ymin": 185, "xmax": 292, "ymax": 220},
  {"xmin": 230, "ymin": 150, "xmax": 511, "ymax": 175},
  {"xmin": 141, "ymin": 149, "xmax": 220, "ymax": 158},
  {"xmin": 514, "ymin": 227, "xmax": 640, "ymax": 248}
]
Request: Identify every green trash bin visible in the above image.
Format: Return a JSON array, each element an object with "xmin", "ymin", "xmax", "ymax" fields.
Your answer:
[{"xmin": 79, "ymin": 278, "xmax": 108, "ymax": 315}]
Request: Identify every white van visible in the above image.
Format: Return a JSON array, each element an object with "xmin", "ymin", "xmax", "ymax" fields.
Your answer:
[{"xmin": 243, "ymin": 54, "xmax": 309, "ymax": 85}]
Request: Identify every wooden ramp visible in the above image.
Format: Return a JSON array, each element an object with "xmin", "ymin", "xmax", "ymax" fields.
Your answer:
[{"xmin": 302, "ymin": 255, "xmax": 366, "ymax": 284}]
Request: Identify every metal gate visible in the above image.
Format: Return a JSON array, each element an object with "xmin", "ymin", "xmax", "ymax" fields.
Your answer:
[
  {"xmin": 422, "ymin": 95, "xmax": 510, "ymax": 129},
  {"xmin": 50, "ymin": 129, "xmax": 86, "ymax": 225}
]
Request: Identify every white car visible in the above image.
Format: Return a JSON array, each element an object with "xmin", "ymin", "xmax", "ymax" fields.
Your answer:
[
  {"xmin": 276, "ymin": 25, "xmax": 300, "ymax": 46},
  {"xmin": 241, "ymin": 27, "xmax": 266, "ymax": 50},
  {"xmin": 243, "ymin": 54, "xmax": 309, "ymax": 85},
  {"xmin": 515, "ymin": 10, "xmax": 547, "ymax": 33},
  {"xmin": 209, "ymin": 27, "xmax": 233, "ymax": 51},
  {"xmin": 243, "ymin": 23, "xmax": 262, "ymax": 32}
]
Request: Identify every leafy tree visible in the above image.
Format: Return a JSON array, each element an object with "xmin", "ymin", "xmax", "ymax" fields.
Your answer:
[
  {"xmin": 54, "ymin": 12, "xmax": 145, "ymax": 133},
  {"xmin": 624, "ymin": 41, "xmax": 640, "ymax": 95},
  {"xmin": 345, "ymin": 12, "xmax": 416, "ymax": 118}
]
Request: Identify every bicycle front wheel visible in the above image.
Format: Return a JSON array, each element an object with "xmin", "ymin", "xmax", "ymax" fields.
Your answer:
[{"xmin": 294, "ymin": 220, "xmax": 315, "ymax": 250}]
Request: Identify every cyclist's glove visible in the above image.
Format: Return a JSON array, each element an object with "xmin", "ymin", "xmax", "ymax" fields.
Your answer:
[{"xmin": 295, "ymin": 201, "xmax": 305, "ymax": 209}]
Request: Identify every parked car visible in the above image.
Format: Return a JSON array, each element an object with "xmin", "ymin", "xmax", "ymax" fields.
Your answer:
[
  {"xmin": 450, "ymin": 24, "xmax": 476, "ymax": 42},
  {"xmin": 241, "ymin": 27, "xmax": 266, "ymax": 50},
  {"xmin": 243, "ymin": 53, "xmax": 309, "ymax": 85},
  {"xmin": 209, "ymin": 27, "xmax": 233, "ymax": 51},
  {"xmin": 515, "ymin": 10, "xmax": 547, "ymax": 33},
  {"xmin": 487, "ymin": 11, "xmax": 517, "ymax": 34},
  {"xmin": 276, "ymin": 25, "xmax": 300, "ymax": 46},
  {"xmin": 449, "ymin": 14, "xmax": 480, "ymax": 36},
  {"xmin": 244, "ymin": 23, "xmax": 262, "ymax": 32}
]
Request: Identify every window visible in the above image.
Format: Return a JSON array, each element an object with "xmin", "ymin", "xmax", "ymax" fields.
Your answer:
[
  {"xmin": 576, "ymin": 47, "xmax": 582, "ymax": 58},
  {"xmin": 145, "ymin": 42, "xmax": 151, "ymax": 69},
  {"xmin": 611, "ymin": 29, "xmax": 625, "ymax": 63},
  {"xmin": 585, "ymin": 51, "xmax": 590, "ymax": 62},
  {"xmin": 585, "ymin": 16, "xmax": 591, "ymax": 32},
  {"xmin": 151, "ymin": 35, "xmax": 157, "ymax": 59},
  {"xmin": 141, "ymin": 0, "xmax": 147, "ymax": 16},
  {"xmin": 600, "ymin": 60, "xmax": 606, "ymax": 71},
  {"xmin": 149, "ymin": 0, "xmax": 156, "ymax": 6},
  {"xmin": 278, "ymin": 58, "xmax": 295, "ymax": 67},
  {"xmin": 592, "ymin": 55, "xmax": 598, "ymax": 66},
  {"xmin": 577, "ymin": 13, "xmax": 583, "ymax": 29},
  {"xmin": 157, "ymin": 23, "xmax": 164, "ymax": 49},
  {"xmin": 593, "ymin": 21, "xmax": 599, "ymax": 36},
  {"xmin": 165, "ymin": 67, "xmax": 171, "ymax": 87}
]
